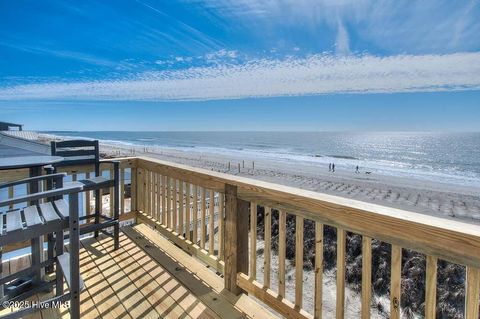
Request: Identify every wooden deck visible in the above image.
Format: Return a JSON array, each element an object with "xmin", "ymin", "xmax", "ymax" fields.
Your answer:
[{"xmin": 0, "ymin": 224, "xmax": 277, "ymax": 319}]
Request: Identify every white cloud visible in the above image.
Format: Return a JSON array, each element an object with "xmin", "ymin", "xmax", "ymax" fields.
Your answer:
[
  {"xmin": 205, "ymin": 49, "xmax": 238, "ymax": 61},
  {"xmin": 0, "ymin": 52, "xmax": 479, "ymax": 101},
  {"xmin": 335, "ymin": 20, "xmax": 350, "ymax": 55}
]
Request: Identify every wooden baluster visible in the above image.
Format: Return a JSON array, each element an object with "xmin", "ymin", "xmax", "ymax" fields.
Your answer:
[
  {"xmin": 150, "ymin": 172, "xmax": 157, "ymax": 219},
  {"xmin": 425, "ymin": 256, "xmax": 437, "ymax": 319},
  {"xmin": 185, "ymin": 183, "xmax": 191, "ymax": 241},
  {"xmin": 166, "ymin": 176, "xmax": 171, "ymax": 228},
  {"xmin": 250, "ymin": 202, "xmax": 258, "ymax": 280},
  {"xmin": 264, "ymin": 206, "xmax": 271, "ymax": 288},
  {"xmin": 152, "ymin": 172, "xmax": 157, "ymax": 220},
  {"xmin": 179, "ymin": 181, "xmax": 184, "ymax": 237},
  {"xmin": 278, "ymin": 210, "xmax": 286, "ymax": 297},
  {"xmin": 465, "ymin": 267, "xmax": 480, "ymax": 319},
  {"xmin": 162, "ymin": 175, "xmax": 167, "ymax": 225},
  {"xmin": 361, "ymin": 236, "xmax": 372, "ymax": 319},
  {"xmin": 156, "ymin": 173, "xmax": 161, "ymax": 221},
  {"xmin": 224, "ymin": 184, "xmax": 249, "ymax": 295},
  {"xmin": 359, "ymin": 236, "xmax": 372, "ymax": 319},
  {"xmin": 315, "ymin": 222, "xmax": 324, "ymax": 319},
  {"xmin": 172, "ymin": 179, "xmax": 177, "ymax": 232},
  {"xmin": 390, "ymin": 245, "xmax": 402, "ymax": 319},
  {"xmin": 201, "ymin": 187, "xmax": 206, "ymax": 249},
  {"xmin": 209, "ymin": 189, "xmax": 215, "ymax": 255},
  {"xmin": 295, "ymin": 216, "xmax": 304, "ymax": 309},
  {"xmin": 120, "ymin": 168, "xmax": 125, "ymax": 215},
  {"xmin": 336, "ymin": 229, "xmax": 346, "ymax": 319},
  {"xmin": 137, "ymin": 168, "xmax": 144, "ymax": 213},
  {"xmin": 130, "ymin": 167, "xmax": 136, "ymax": 213},
  {"xmin": 193, "ymin": 185, "xmax": 198, "ymax": 245},
  {"xmin": 218, "ymin": 193, "xmax": 225, "ymax": 261},
  {"xmin": 145, "ymin": 170, "xmax": 151, "ymax": 216}
]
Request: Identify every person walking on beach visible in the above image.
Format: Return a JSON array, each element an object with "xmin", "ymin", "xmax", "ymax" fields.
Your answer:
[
  {"xmin": 329, "ymin": 163, "xmax": 332, "ymax": 172},
  {"xmin": 332, "ymin": 163, "xmax": 335, "ymax": 172},
  {"xmin": 356, "ymin": 165, "xmax": 359, "ymax": 174}
]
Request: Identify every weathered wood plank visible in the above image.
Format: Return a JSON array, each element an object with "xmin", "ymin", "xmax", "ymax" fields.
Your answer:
[
  {"xmin": 264, "ymin": 206, "xmax": 271, "ymax": 289},
  {"xmin": 162, "ymin": 175, "xmax": 167, "ymax": 225},
  {"xmin": 172, "ymin": 179, "xmax": 177, "ymax": 233},
  {"xmin": 295, "ymin": 216, "xmax": 304, "ymax": 309},
  {"xmin": 390, "ymin": 245, "xmax": 402, "ymax": 319},
  {"xmin": 361, "ymin": 236, "xmax": 372, "ymax": 319},
  {"xmin": 218, "ymin": 193, "xmax": 225, "ymax": 261},
  {"xmin": 236, "ymin": 273, "xmax": 313, "ymax": 319},
  {"xmin": 192, "ymin": 185, "xmax": 198, "ymax": 244},
  {"xmin": 201, "ymin": 187, "xmax": 206, "ymax": 249},
  {"xmin": 81, "ymin": 237, "xmax": 160, "ymax": 318},
  {"xmin": 278, "ymin": 210, "xmax": 286, "ymax": 298},
  {"xmin": 465, "ymin": 266, "xmax": 480, "ymax": 319},
  {"xmin": 209, "ymin": 189, "xmax": 215, "ymax": 255},
  {"xmin": 250, "ymin": 202, "xmax": 258, "ymax": 280},
  {"xmin": 166, "ymin": 176, "xmax": 171, "ymax": 228},
  {"xmin": 96, "ymin": 235, "xmax": 195, "ymax": 319},
  {"xmin": 425, "ymin": 255, "xmax": 437, "ymax": 319},
  {"xmin": 137, "ymin": 168, "xmax": 144, "ymax": 213},
  {"xmin": 315, "ymin": 222, "xmax": 324, "ymax": 319},
  {"xmin": 179, "ymin": 181, "xmax": 184, "ymax": 237},
  {"xmin": 224, "ymin": 184, "xmax": 249, "ymax": 295},
  {"xmin": 126, "ymin": 224, "xmax": 276, "ymax": 319},
  {"xmin": 185, "ymin": 182, "xmax": 191, "ymax": 241},
  {"xmin": 336, "ymin": 229, "xmax": 346, "ymax": 319},
  {"xmin": 137, "ymin": 212, "xmax": 225, "ymax": 273},
  {"xmin": 155, "ymin": 173, "xmax": 161, "ymax": 221},
  {"xmin": 145, "ymin": 170, "xmax": 151, "ymax": 216},
  {"xmin": 130, "ymin": 167, "xmax": 137, "ymax": 213},
  {"xmin": 77, "ymin": 239, "xmax": 133, "ymax": 319}
]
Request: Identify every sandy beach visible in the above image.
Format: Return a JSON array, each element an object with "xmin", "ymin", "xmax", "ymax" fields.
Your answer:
[{"xmin": 80, "ymin": 137, "xmax": 480, "ymax": 225}]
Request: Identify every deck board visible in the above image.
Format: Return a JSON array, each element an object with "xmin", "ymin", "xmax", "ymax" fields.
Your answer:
[{"xmin": 2, "ymin": 226, "xmax": 276, "ymax": 319}]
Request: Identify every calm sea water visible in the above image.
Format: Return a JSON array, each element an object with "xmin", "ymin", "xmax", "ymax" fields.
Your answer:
[{"xmin": 46, "ymin": 131, "xmax": 480, "ymax": 187}]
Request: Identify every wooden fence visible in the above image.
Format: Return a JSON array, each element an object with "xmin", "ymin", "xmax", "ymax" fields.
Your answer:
[{"xmin": 1, "ymin": 156, "xmax": 479, "ymax": 318}]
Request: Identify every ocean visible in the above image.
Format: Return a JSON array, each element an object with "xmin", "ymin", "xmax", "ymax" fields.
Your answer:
[{"xmin": 46, "ymin": 131, "xmax": 480, "ymax": 187}]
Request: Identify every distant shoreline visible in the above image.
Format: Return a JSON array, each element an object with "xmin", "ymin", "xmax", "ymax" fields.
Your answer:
[{"xmin": 40, "ymin": 132, "xmax": 480, "ymax": 224}]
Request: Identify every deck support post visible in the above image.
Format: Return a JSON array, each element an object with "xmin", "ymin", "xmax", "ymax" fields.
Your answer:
[{"xmin": 224, "ymin": 184, "xmax": 249, "ymax": 295}]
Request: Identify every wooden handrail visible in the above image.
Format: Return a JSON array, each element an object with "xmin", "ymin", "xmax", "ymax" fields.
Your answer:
[
  {"xmin": 137, "ymin": 156, "xmax": 480, "ymax": 268},
  {"xmin": 134, "ymin": 156, "xmax": 480, "ymax": 319}
]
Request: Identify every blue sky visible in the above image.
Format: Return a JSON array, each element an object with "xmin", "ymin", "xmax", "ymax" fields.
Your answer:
[{"xmin": 0, "ymin": 0, "xmax": 479, "ymax": 131}]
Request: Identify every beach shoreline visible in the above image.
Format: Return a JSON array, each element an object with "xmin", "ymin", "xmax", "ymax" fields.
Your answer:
[{"xmin": 40, "ymin": 132, "xmax": 480, "ymax": 224}]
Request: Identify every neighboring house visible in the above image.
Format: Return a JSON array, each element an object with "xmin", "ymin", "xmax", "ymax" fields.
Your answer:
[
  {"xmin": 0, "ymin": 121, "xmax": 23, "ymax": 131},
  {"xmin": 0, "ymin": 122, "xmax": 50, "ymax": 157}
]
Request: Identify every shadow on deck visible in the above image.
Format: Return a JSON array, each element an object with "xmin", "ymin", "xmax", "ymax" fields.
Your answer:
[{"xmin": 1, "ymin": 224, "xmax": 276, "ymax": 319}]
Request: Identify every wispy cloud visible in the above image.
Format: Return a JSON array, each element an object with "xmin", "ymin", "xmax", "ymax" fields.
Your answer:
[
  {"xmin": 335, "ymin": 20, "xmax": 350, "ymax": 56},
  {"xmin": 186, "ymin": 0, "xmax": 480, "ymax": 54},
  {"xmin": 0, "ymin": 52, "xmax": 479, "ymax": 101}
]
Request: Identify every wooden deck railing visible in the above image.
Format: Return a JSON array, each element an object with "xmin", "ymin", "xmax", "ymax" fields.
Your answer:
[
  {"xmin": 134, "ymin": 156, "xmax": 480, "ymax": 319},
  {"xmin": 2, "ymin": 155, "xmax": 480, "ymax": 318}
]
